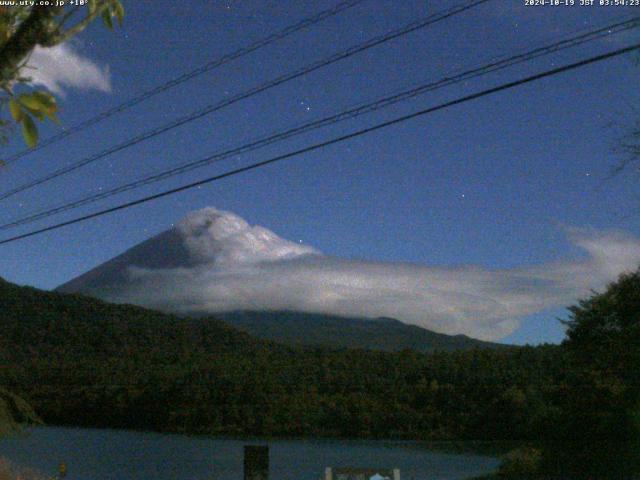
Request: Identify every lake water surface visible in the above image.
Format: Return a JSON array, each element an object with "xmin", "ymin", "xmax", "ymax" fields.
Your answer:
[{"xmin": 0, "ymin": 427, "xmax": 499, "ymax": 480}]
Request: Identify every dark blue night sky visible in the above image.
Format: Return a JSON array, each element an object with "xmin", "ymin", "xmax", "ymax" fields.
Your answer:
[{"xmin": 1, "ymin": 0, "xmax": 639, "ymax": 344}]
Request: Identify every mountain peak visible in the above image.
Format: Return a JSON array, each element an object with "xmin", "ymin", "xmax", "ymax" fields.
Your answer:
[
  {"xmin": 57, "ymin": 207, "xmax": 319, "ymax": 297},
  {"xmin": 177, "ymin": 207, "xmax": 319, "ymax": 266},
  {"xmin": 54, "ymin": 206, "xmax": 519, "ymax": 341},
  {"xmin": 56, "ymin": 205, "xmax": 607, "ymax": 341}
]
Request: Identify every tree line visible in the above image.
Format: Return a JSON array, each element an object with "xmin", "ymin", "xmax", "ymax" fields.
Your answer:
[{"xmin": 0, "ymin": 271, "xmax": 638, "ymax": 478}]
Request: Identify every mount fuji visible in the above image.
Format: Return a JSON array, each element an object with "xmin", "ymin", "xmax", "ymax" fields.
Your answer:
[{"xmin": 56, "ymin": 206, "xmax": 640, "ymax": 344}]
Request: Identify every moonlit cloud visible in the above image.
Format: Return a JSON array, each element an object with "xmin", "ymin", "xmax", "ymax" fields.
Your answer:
[
  {"xmin": 66, "ymin": 207, "xmax": 640, "ymax": 341},
  {"xmin": 23, "ymin": 43, "xmax": 111, "ymax": 96}
]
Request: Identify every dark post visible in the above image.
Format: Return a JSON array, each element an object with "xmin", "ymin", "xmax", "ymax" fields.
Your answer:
[{"xmin": 244, "ymin": 445, "xmax": 269, "ymax": 480}]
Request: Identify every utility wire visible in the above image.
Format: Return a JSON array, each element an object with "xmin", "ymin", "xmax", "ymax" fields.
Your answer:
[
  {"xmin": 0, "ymin": 0, "xmax": 491, "ymax": 202},
  {"xmin": 2, "ymin": 17, "xmax": 637, "ymax": 231},
  {"xmin": 2, "ymin": 0, "xmax": 366, "ymax": 165},
  {"xmin": 1, "ymin": 42, "xmax": 637, "ymax": 246}
]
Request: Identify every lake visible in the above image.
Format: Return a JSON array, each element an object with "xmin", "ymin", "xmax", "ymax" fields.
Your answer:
[{"xmin": 0, "ymin": 427, "xmax": 500, "ymax": 480}]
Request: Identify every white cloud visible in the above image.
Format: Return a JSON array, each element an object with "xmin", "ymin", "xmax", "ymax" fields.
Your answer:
[
  {"xmin": 176, "ymin": 207, "xmax": 319, "ymax": 265},
  {"xmin": 78, "ymin": 207, "xmax": 640, "ymax": 342},
  {"xmin": 22, "ymin": 43, "xmax": 111, "ymax": 96}
]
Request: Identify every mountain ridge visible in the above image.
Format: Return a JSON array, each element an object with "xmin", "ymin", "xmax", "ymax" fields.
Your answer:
[
  {"xmin": 214, "ymin": 310, "xmax": 505, "ymax": 352},
  {"xmin": 0, "ymin": 276, "xmax": 557, "ymax": 440},
  {"xmin": 54, "ymin": 207, "xmax": 512, "ymax": 347}
]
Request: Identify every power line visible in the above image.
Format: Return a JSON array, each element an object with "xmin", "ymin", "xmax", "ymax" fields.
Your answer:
[
  {"xmin": 2, "ymin": 17, "xmax": 637, "ymax": 231},
  {"xmin": 0, "ymin": 0, "xmax": 491, "ymax": 202},
  {"xmin": 2, "ymin": 0, "xmax": 366, "ymax": 165},
  {"xmin": 1, "ymin": 42, "xmax": 637, "ymax": 246}
]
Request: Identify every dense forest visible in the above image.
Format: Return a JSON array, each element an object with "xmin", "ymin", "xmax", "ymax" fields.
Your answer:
[
  {"xmin": 215, "ymin": 310, "xmax": 503, "ymax": 352},
  {"xmin": 0, "ymin": 277, "xmax": 561, "ymax": 440},
  {"xmin": 1, "ymin": 271, "xmax": 638, "ymax": 478}
]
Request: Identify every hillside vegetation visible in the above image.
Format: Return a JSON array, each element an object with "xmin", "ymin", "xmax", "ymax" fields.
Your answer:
[
  {"xmin": 1, "ymin": 271, "xmax": 638, "ymax": 478},
  {"xmin": 1, "ymin": 277, "xmax": 559, "ymax": 440},
  {"xmin": 216, "ymin": 311, "xmax": 504, "ymax": 352}
]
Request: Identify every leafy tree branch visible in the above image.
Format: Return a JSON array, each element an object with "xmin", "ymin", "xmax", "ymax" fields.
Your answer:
[{"xmin": 0, "ymin": 0, "xmax": 124, "ymax": 150}]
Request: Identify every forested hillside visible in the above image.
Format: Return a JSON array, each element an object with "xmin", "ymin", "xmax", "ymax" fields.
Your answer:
[
  {"xmin": 216, "ymin": 311, "xmax": 504, "ymax": 352},
  {"xmin": 0, "ymin": 277, "xmax": 562, "ymax": 440}
]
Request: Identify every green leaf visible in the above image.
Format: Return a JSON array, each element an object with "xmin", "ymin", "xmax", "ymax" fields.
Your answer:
[
  {"xmin": 102, "ymin": 8, "xmax": 113, "ymax": 30},
  {"xmin": 18, "ymin": 93, "xmax": 45, "ymax": 113},
  {"xmin": 30, "ymin": 109, "xmax": 46, "ymax": 121},
  {"xmin": 32, "ymin": 91, "xmax": 56, "ymax": 111},
  {"xmin": 31, "ymin": 91, "xmax": 58, "ymax": 117},
  {"xmin": 114, "ymin": 1, "xmax": 125, "ymax": 25},
  {"xmin": 21, "ymin": 114, "xmax": 38, "ymax": 148},
  {"xmin": 9, "ymin": 99, "xmax": 23, "ymax": 122},
  {"xmin": 18, "ymin": 92, "xmax": 58, "ymax": 121}
]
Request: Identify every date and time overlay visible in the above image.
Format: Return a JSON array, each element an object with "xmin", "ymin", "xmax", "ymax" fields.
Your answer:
[
  {"xmin": 0, "ymin": 0, "xmax": 639, "ymax": 8},
  {"xmin": 525, "ymin": 0, "xmax": 640, "ymax": 6}
]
